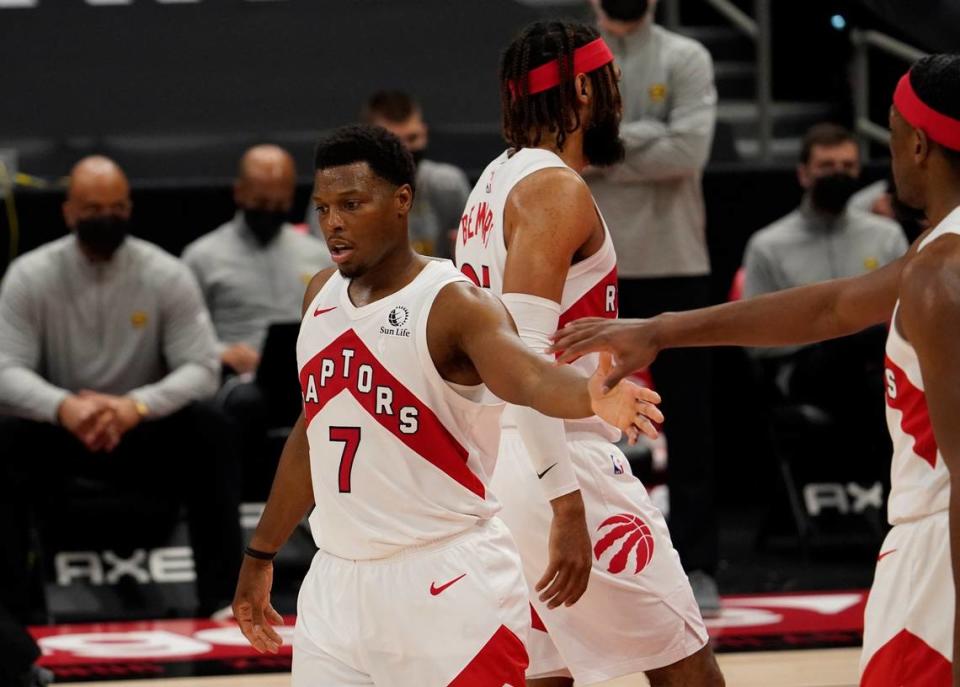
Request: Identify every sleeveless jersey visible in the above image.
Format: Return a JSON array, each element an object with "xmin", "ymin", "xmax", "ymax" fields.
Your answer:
[
  {"xmin": 884, "ymin": 206, "xmax": 960, "ymax": 524},
  {"xmin": 455, "ymin": 148, "xmax": 620, "ymax": 441},
  {"xmin": 296, "ymin": 260, "xmax": 503, "ymax": 559}
]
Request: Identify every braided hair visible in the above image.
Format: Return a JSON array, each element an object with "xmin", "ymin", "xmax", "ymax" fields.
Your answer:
[{"xmin": 500, "ymin": 20, "xmax": 621, "ymax": 151}]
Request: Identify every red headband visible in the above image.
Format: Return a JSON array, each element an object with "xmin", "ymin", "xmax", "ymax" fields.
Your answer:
[
  {"xmin": 894, "ymin": 72, "xmax": 960, "ymax": 152},
  {"xmin": 508, "ymin": 37, "xmax": 615, "ymax": 97}
]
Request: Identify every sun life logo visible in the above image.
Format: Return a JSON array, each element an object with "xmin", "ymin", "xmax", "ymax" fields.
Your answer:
[
  {"xmin": 594, "ymin": 513, "xmax": 655, "ymax": 575},
  {"xmin": 388, "ymin": 306, "xmax": 409, "ymax": 328}
]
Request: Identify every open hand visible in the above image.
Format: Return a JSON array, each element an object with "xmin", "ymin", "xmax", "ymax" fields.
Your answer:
[
  {"xmin": 536, "ymin": 491, "xmax": 592, "ymax": 609},
  {"xmin": 233, "ymin": 556, "xmax": 285, "ymax": 654},
  {"xmin": 552, "ymin": 318, "xmax": 661, "ymax": 391},
  {"xmin": 588, "ymin": 353, "xmax": 663, "ymax": 444}
]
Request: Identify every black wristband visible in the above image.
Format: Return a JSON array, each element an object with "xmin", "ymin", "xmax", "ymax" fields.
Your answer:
[{"xmin": 244, "ymin": 546, "xmax": 277, "ymax": 561}]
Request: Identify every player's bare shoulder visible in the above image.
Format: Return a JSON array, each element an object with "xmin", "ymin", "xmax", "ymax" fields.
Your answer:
[
  {"xmin": 504, "ymin": 166, "xmax": 598, "ymax": 245},
  {"xmin": 901, "ymin": 233, "xmax": 960, "ymax": 313},
  {"xmin": 431, "ymin": 279, "xmax": 513, "ymax": 336}
]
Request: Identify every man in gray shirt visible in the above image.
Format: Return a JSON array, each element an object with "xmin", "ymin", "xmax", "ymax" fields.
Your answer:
[
  {"xmin": 305, "ymin": 91, "xmax": 470, "ymax": 259},
  {"xmin": 183, "ymin": 145, "xmax": 331, "ymax": 374},
  {"xmin": 587, "ymin": 0, "xmax": 721, "ymax": 613},
  {"xmin": 184, "ymin": 145, "xmax": 330, "ymax": 493},
  {"xmin": 744, "ymin": 124, "xmax": 907, "ymax": 466},
  {"xmin": 0, "ymin": 157, "xmax": 241, "ymax": 620}
]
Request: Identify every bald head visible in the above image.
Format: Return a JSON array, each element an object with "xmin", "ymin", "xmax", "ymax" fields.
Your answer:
[
  {"xmin": 63, "ymin": 155, "xmax": 132, "ymax": 229},
  {"xmin": 235, "ymin": 144, "xmax": 296, "ymax": 212},
  {"xmin": 67, "ymin": 155, "xmax": 130, "ymax": 205}
]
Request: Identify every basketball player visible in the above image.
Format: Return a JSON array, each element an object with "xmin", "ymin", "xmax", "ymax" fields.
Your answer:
[
  {"xmin": 456, "ymin": 20, "xmax": 723, "ymax": 687},
  {"xmin": 232, "ymin": 125, "xmax": 663, "ymax": 687},
  {"xmin": 554, "ymin": 54, "xmax": 960, "ymax": 686}
]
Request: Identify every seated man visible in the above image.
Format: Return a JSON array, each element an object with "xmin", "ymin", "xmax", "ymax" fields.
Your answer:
[
  {"xmin": 0, "ymin": 156, "xmax": 241, "ymax": 620},
  {"xmin": 306, "ymin": 91, "xmax": 471, "ymax": 258},
  {"xmin": 743, "ymin": 123, "xmax": 908, "ymax": 459},
  {"xmin": 184, "ymin": 144, "xmax": 331, "ymax": 375},
  {"xmin": 183, "ymin": 145, "xmax": 330, "ymax": 487}
]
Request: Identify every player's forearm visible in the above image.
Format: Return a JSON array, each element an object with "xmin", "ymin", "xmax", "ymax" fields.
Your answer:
[
  {"xmin": 517, "ymin": 361, "xmax": 593, "ymax": 419},
  {"xmin": 249, "ymin": 414, "xmax": 314, "ymax": 553},
  {"xmin": 652, "ymin": 277, "xmax": 883, "ymax": 352}
]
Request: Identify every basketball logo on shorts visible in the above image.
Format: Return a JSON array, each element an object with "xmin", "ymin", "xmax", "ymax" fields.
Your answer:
[
  {"xmin": 594, "ymin": 513, "xmax": 655, "ymax": 575},
  {"xmin": 388, "ymin": 306, "xmax": 409, "ymax": 327}
]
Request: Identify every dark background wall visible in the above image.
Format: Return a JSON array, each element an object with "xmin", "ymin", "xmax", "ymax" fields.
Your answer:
[{"xmin": 1, "ymin": 0, "xmax": 549, "ymax": 180}]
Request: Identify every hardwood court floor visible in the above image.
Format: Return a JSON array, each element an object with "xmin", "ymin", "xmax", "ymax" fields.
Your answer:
[{"xmin": 77, "ymin": 647, "xmax": 861, "ymax": 687}]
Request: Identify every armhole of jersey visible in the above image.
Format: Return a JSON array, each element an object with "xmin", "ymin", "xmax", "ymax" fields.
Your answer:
[
  {"xmin": 414, "ymin": 277, "xmax": 504, "ymax": 412},
  {"xmin": 302, "ymin": 270, "xmax": 342, "ymax": 321}
]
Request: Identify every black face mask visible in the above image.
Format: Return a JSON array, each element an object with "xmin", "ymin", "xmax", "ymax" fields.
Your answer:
[
  {"xmin": 411, "ymin": 148, "xmax": 426, "ymax": 166},
  {"xmin": 75, "ymin": 216, "xmax": 129, "ymax": 260},
  {"xmin": 810, "ymin": 173, "xmax": 860, "ymax": 215},
  {"xmin": 583, "ymin": 111, "xmax": 626, "ymax": 168},
  {"xmin": 243, "ymin": 208, "xmax": 287, "ymax": 245},
  {"xmin": 601, "ymin": 0, "xmax": 649, "ymax": 21}
]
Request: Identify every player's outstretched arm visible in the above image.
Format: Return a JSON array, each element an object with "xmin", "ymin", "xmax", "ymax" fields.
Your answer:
[
  {"xmin": 551, "ymin": 249, "xmax": 910, "ymax": 390},
  {"xmin": 899, "ymin": 240, "xmax": 960, "ymax": 686},
  {"xmin": 233, "ymin": 268, "xmax": 335, "ymax": 654},
  {"xmin": 437, "ymin": 281, "xmax": 662, "ymax": 442}
]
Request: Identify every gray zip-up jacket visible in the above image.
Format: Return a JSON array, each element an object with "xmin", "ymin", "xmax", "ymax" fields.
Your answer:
[
  {"xmin": 0, "ymin": 235, "xmax": 219, "ymax": 423},
  {"xmin": 588, "ymin": 23, "xmax": 717, "ymax": 278}
]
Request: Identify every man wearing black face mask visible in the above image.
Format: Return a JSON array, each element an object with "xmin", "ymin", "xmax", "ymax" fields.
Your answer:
[
  {"xmin": 184, "ymin": 145, "xmax": 330, "ymax": 376},
  {"xmin": 585, "ymin": 0, "xmax": 723, "ymax": 616},
  {"xmin": 0, "ymin": 156, "xmax": 242, "ymax": 620},
  {"xmin": 305, "ymin": 91, "xmax": 471, "ymax": 259},
  {"xmin": 743, "ymin": 124, "xmax": 908, "ymax": 479},
  {"xmin": 183, "ymin": 146, "xmax": 330, "ymax": 499},
  {"xmin": 744, "ymin": 124, "xmax": 908, "ymax": 317}
]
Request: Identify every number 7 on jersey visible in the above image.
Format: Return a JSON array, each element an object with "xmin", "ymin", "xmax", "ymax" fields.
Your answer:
[{"xmin": 330, "ymin": 427, "xmax": 361, "ymax": 493}]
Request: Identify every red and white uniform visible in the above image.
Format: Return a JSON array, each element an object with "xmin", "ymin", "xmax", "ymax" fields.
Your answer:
[
  {"xmin": 292, "ymin": 260, "xmax": 529, "ymax": 686},
  {"xmin": 457, "ymin": 149, "xmax": 708, "ymax": 684},
  {"xmin": 860, "ymin": 207, "xmax": 960, "ymax": 687}
]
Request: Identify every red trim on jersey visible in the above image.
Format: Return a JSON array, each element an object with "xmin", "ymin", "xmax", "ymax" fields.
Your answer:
[
  {"xmin": 530, "ymin": 604, "xmax": 548, "ymax": 633},
  {"xmin": 447, "ymin": 624, "xmax": 529, "ymax": 687},
  {"xmin": 300, "ymin": 329, "xmax": 485, "ymax": 497},
  {"xmin": 557, "ymin": 266, "xmax": 619, "ymax": 330},
  {"xmin": 861, "ymin": 629, "xmax": 952, "ymax": 686},
  {"xmin": 885, "ymin": 355, "xmax": 938, "ymax": 468}
]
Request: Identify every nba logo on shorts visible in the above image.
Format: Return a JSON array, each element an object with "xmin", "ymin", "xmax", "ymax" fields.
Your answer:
[
  {"xmin": 610, "ymin": 453, "xmax": 624, "ymax": 475},
  {"xmin": 594, "ymin": 513, "xmax": 655, "ymax": 575}
]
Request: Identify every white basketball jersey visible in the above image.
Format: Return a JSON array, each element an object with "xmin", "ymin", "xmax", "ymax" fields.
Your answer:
[
  {"xmin": 296, "ymin": 260, "xmax": 503, "ymax": 559},
  {"xmin": 456, "ymin": 148, "xmax": 620, "ymax": 441},
  {"xmin": 884, "ymin": 206, "xmax": 960, "ymax": 524}
]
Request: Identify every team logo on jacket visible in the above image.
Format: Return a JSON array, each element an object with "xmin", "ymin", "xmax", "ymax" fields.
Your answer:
[
  {"xmin": 130, "ymin": 311, "xmax": 148, "ymax": 329},
  {"xmin": 382, "ymin": 306, "xmax": 411, "ymax": 338},
  {"xmin": 594, "ymin": 513, "xmax": 655, "ymax": 575}
]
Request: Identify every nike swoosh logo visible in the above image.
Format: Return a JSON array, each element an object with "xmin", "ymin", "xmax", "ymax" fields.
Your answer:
[
  {"xmin": 537, "ymin": 463, "xmax": 558, "ymax": 480},
  {"xmin": 430, "ymin": 573, "xmax": 466, "ymax": 596},
  {"xmin": 313, "ymin": 306, "xmax": 337, "ymax": 317},
  {"xmin": 877, "ymin": 549, "xmax": 898, "ymax": 562}
]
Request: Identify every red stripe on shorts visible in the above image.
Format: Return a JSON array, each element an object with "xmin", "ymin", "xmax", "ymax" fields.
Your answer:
[
  {"xmin": 448, "ymin": 624, "xmax": 529, "ymax": 686},
  {"xmin": 861, "ymin": 629, "xmax": 952, "ymax": 686}
]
